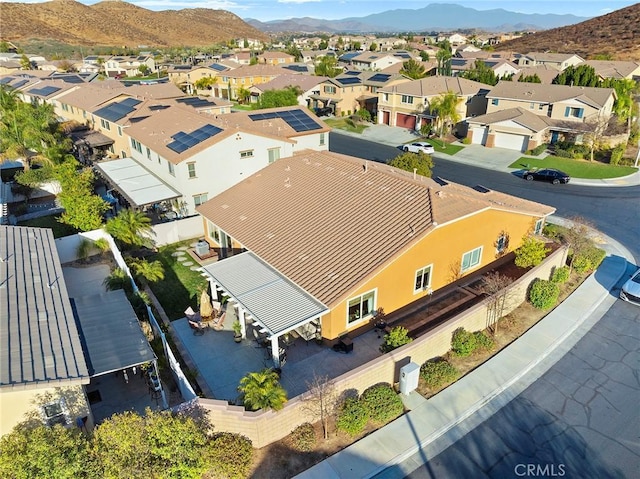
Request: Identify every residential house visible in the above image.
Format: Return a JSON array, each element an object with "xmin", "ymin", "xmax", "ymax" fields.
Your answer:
[
  {"xmin": 349, "ymin": 52, "xmax": 403, "ymax": 71},
  {"xmin": 468, "ymin": 81, "xmax": 617, "ymax": 150},
  {"xmin": 167, "ymin": 63, "xmax": 232, "ymax": 95},
  {"xmin": 438, "ymin": 33, "xmax": 468, "ymax": 45},
  {"xmin": 377, "ymin": 76, "xmax": 490, "ymax": 131},
  {"xmin": 103, "ymin": 55, "xmax": 156, "ymax": 78},
  {"xmin": 511, "ymin": 64, "xmax": 563, "ymax": 84},
  {"xmin": 450, "ymin": 58, "xmax": 520, "ymax": 78},
  {"xmin": 516, "ymin": 52, "xmax": 584, "ymax": 71},
  {"xmin": 195, "ymin": 150, "xmax": 554, "ymax": 359},
  {"xmin": 581, "ymin": 60, "xmax": 640, "ymax": 81},
  {"xmin": 0, "ymin": 61, "xmax": 21, "ymax": 75},
  {"xmin": 215, "ymin": 64, "xmax": 291, "ymax": 100},
  {"xmin": 258, "ymin": 52, "xmax": 295, "ymax": 66},
  {"xmin": 248, "ymin": 73, "xmax": 330, "ymax": 107},
  {"xmin": 375, "ymin": 37, "xmax": 408, "ymax": 51}
]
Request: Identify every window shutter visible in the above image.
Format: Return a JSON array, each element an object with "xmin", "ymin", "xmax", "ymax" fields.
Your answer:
[{"xmin": 564, "ymin": 106, "xmax": 570, "ymax": 117}]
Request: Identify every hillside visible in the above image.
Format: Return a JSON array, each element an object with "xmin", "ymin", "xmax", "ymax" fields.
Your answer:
[
  {"xmin": 496, "ymin": 4, "xmax": 640, "ymax": 60},
  {"xmin": 0, "ymin": 0, "xmax": 269, "ymax": 48}
]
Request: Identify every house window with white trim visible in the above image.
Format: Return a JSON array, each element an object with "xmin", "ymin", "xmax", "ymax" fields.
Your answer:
[
  {"xmin": 168, "ymin": 161, "xmax": 175, "ymax": 176},
  {"xmin": 461, "ymin": 246, "xmax": 482, "ymax": 273},
  {"xmin": 268, "ymin": 148, "xmax": 280, "ymax": 163},
  {"xmin": 42, "ymin": 399, "xmax": 69, "ymax": 427},
  {"xmin": 117, "ymin": 126, "xmax": 122, "ymax": 136},
  {"xmin": 491, "ymin": 99, "xmax": 499, "ymax": 106},
  {"xmin": 146, "ymin": 147, "xmax": 151, "ymax": 160},
  {"xmin": 240, "ymin": 150, "xmax": 254, "ymax": 159},
  {"xmin": 401, "ymin": 95, "xmax": 414, "ymax": 104},
  {"xmin": 347, "ymin": 290, "xmax": 376, "ymax": 325},
  {"xmin": 534, "ymin": 218, "xmax": 544, "ymax": 235},
  {"xmin": 319, "ymin": 133, "xmax": 326, "ymax": 146},
  {"xmin": 187, "ymin": 162, "xmax": 197, "ymax": 178},
  {"xmin": 208, "ymin": 221, "xmax": 221, "ymax": 244},
  {"xmin": 414, "ymin": 265, "xmax": 432, "ymax": 293},
  {"xmin": 193, "ymin": 193, "xmax": 207, "ymax": 206}
]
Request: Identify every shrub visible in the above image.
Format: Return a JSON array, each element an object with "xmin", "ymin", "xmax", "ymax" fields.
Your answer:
[
  {"xmin": 360, "ymin": 383, "xmax": 404, "ymax": 423},
  {"xmin": 451, "ymin": 327, "xmax": 477, "ymax": 357},
  {"xmin": 462, "ymin": 137, "xmax": 471, "ymax": 144},
  {"xmin": 530, "ymin": 143, "xmax": 547, "ymax": 156},
  {"xmin": 473, "ymin": 331, "xmax": 495, "ymax": 352},
  {"xmin": 207, "ymin": 432, "xmax": 253, "ymax": 479},
  {"xmin": 555, "ymin": 149, "xmax": 571, "ymax": 158},
  {"xmin": 514, "ymin": 237, "xmax": 551, "ymax": 268},
  {"xmin": 609, "ymin": 143, "xmax": 626, "ymax": 166},
  {"xmin": 572, "ymin": 246, "xmax": 606, "ymax": 273},
  {"xmin": 380, "ymin": 326, "xmax": 412, "ymax": 353},
  {"xmin": 420, "ymin": 358, "xmax": 459, "ymax": 389},
  {"xmin": 336, "ymin": 397, "xmax": 369, "ymax": 436},
  {"xmin": 356, "ymin": 108, "xmax": 372, "ymax": 122},
  {"xmin": 288, "ymin": 423, "xmax": 316, "ymax": 452},
  {"xmin": 528, "ymin": 279, "xmax": 560, "ymax": 309},
  {"xmin": 551, "ymin": 266, "xmax": 570, "ymax": 284}
]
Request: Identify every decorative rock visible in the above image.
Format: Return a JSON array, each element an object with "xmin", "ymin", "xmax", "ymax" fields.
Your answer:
[
  {"xmin": 181, "ymin": 261, "xmax": 194, "ymax": 266},
  {"xmin": 171, "ymin": 251, "xmax": 186, "ymax": 257},
  {"xmin": 177, "ymin": 246, "xmax": 189, "ymax": 251},
  {"xmin": 190, "ymin": 266, "xmax": 201, "ymax": 271}
]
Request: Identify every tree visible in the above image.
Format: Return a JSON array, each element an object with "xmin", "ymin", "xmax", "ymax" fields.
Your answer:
[
  {"xmin": 461, "ymin": 59, "xmax": 497, "ymax": 86},
  {"xmin": 581, "ymin": 112, "xmax": 610, "ymax": 161},
  {"xmin": 553, "ymin": 64, "xmax": 599, "ymax": 87},
  {"xmin": 389, "ymin": 151, "xmax": 434, "ymax": 177},
  {"xmin": 238, "ymin": 368, "xmax": 287, "ymax": 411},
  {"xmin": 514, "ymin": 236, "xmax": 551, "ymax": 268},
  {"xmin": 399, "ymin": 59, "xmax": 426, "ymax": 79},
  {"xmin": 285, "ymin": 44, "xmax": 302, "ymax": 62},
  {"xmin": 105, "ymin": 208, "xmax": 154, "ymax": 248},
  {"xmin": 194, "ymin": 76, "xmax": 215, "ymax": 90},
  {"xmin": 315, "ymin": 55, "xmax": 341, "ymax": 77},
  {"xmin": 435, "ymin": 41, "xmax": 452, "ymax": 76},
  {"xmin": 351, "ymin": 41, "xmax": 361, "ymax": 51},
  {"xmin": 429, "ymin": 91, "xmax": 463, "ymax": 141},
  {"xmin": 419, "ymin": 50, "xmax": 429, "ymax": 61},
  {"xmin": 369, "ymin": 42, "xmax": 378, "ymax": 52},
  {"xmin": 380, "ymin": 326, "xmax": 412, "ymax": 353},
  {"xmin": 129, "ymin": 259, "xmax": 165, "ymax": 283},
  {"xmin": 518, "ymin": 73, "xmax": 542, "ymax": 83},
  {"xmin": 236, "ymin": 86, "xmax": 251, "ymax": 104},
  {"xmin": 56, "ymin": 160, "xmax": 109, "ymax": 231},
  {"xmin": 561, "ymin": 217, "xmax": 593, "ymax": 273},
  {"xmin": 602, "ymin": 77, "xmax": 637, "ymax": 126},
  {"xmin": 480, "ymin": 272, "xmax": 512, "ymax": 334},
  {"xmin": 138, "ymin": 64, "xmax": 150, "ymax": 76},
  {"xmin": 303, "ymin": 373, "xmax": 338, "ymax": 440},
  {"xmin": 254, "ymin": 86, "xmax": 300, "ymax": 109},
  {"xmin": 20, "ymin": 54, "xmax": 31, "ymax": 70},
  {"xmin": 318, "ymin": 39, "xmax": 328, "ymax": 50}
]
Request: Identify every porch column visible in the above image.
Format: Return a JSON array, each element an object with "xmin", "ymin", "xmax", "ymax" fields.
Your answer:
[
  {"xmin": 238, "ymin": 307, "xmax": 246, "ymax": 339},
  {"xmin": 208, "ymin": 279, "xmax": 218, "ymax": 301},
  {"xmin": 270, "ymin": 337, "xmax": 280, "ymax": 369}
]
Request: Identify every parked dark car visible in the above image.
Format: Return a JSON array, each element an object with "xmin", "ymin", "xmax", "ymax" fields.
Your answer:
[
  {"xmin": 523, "ymin": 168, "xmax": 570, "ymax": 184},
  {"xmin": 314, "ymin": 107, "xmax": 333, "ymax": 117}
]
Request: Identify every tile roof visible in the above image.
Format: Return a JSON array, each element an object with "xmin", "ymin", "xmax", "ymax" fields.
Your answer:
[
  {"xmin": 512, "ymin": 64, "xmax": 562, "ymax": 84},
  {"xmin": 251, "ymin": 73, "xmax": 329, "ymax": 93},
  {"xmin": 486, "ymin": 81, "xmax": 615, "ymax": 108},
  {"xmin": 0, "ymin": 226, "xmax": 88, "ymax": 389},
  {"xmin": 196, "ymin": 150, "xmax": 554, "ymax": 307},
  {"xmin": 583, "ymin": 60, "xmax": 640, "ymax": 79},
  {"xmin": 379, "ymin": 76, "xmax": 489, "ymax": 97},
  {"xmin": 467, "ymin": 107, "xmax": 553, "ymax": 132}
]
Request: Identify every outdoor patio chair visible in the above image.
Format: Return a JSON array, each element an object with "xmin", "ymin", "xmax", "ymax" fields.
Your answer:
[
  {"xmin": 184, "ymin": 306, "xmax": 201, "ymax": 323},
  {"xmin": 252, "ymin": 328, "xmax": 268, "ymax": 348},
  {"xmin": 188, "ymin": 319, "xmax": 205, "ymax": 336}
]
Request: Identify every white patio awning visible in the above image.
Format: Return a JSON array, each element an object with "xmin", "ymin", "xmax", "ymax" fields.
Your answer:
[
  {"xmin": 94, "ymin": 157, "xmax": 181, "ymax": 207},
  {"xmin": 201, "ymin": 251, "xmax": 328, "ymax": 337}
]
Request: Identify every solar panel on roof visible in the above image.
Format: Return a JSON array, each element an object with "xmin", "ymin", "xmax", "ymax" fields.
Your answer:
[
  {"xmin": 137, "ymin": 56, "xmax": 146, "ymax": 61},
  {"xmin": 28, "ymin": 86, "xmax": 62, "ymax": 96},
  {"xmin": 345, "ymin": 71, "xmax": 360, "ymax": 75},
  {"xmin": 368, "ymin": 73, "xmax": 391, "ymax": 82},
  {"xmin": 284, "ymin": 65, "xmax": 308, "ymax": 72},
  {"xmin": 174, "ymin": 65, "xmax": 191, "ymax": 70},
  {"xmin": 209, "ymin": 63, "xmax": 227, "ymax": 71},
  {"xmin": 336, "ymin": 77, "xmax": 360, "ymax": 85},
  {"xmin": 11, "ymin": 79, "xmax": 28, "ymax": 89},
  {"xmin": 94, "ymin": 98, "xmax": 141, "ymax": 122},
  {"xmin": 248, "ymin": 109, "xmax": 322, "ymax": 133},
  {"xmin": 166, "ymin": 124, "xmax": 222, "ymax": 154},
  {"xmin": 149, "ymin": 104, "xmax": 169, "ymax": 111},
  {"xmin": 0, "ymin": 77, "xmax": 12, "ymax": 84},
  {"xmin": 120, "ymin": 97, "xmax": 142, "ymax": 107}
]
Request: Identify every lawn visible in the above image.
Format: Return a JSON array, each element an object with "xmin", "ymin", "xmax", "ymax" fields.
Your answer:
[
  {"xmin": 509, "ymin": 155, "xmax": 638, "ymax": 179},
  {"xmin": 146, "ymin": 239, "xmax": 209, "ymax": 321},
  {"xmin": 18, "ymin": 215, "xmax": 79, "ymax": 238},
  {"xmin": 423, "ymin": 138, "xmax": 465, "ymax": 156},
  {"xmin": 323, "ymin": 117, "xmax": 370, "ymax": 134}
]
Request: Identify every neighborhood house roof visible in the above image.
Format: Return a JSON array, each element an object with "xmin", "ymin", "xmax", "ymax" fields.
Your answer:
[
  {"xmin": 380, "ymin": 76, "xmax": 489, "ymax": 98},
  {"xmin": 0, "ymin": 226, "xmax": 89, "ymax": 389},
  {"xmin": 197, "ymin": 150, "xmax": 554, "ymax": 307},
  {"xmin": 486, "ymin": 81, "xmax": 615, "ymax": 108},
  {"xmin": 467, "ymin": 107, "xmax": 553, "ymax": 132}
]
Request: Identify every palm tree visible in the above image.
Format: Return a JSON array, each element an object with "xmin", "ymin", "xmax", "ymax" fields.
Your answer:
[
  {"xmin": 103, "ymin": 267, "xmax": 131, "ymax": 292},
  {"xmin": 236, "ymin": 86, "xmax": 251, "ymax": 105},
  {"xmin": 238, "ymin": 368, "xmax": 287, "ymax": 411},
  {"xmin": 130, "ymin": 259, "xmax": 165, "ymax": 283},
  {"xmin": 105, "ymin": 209, "xmax": 154, "ymax": 248},
  {"xmin": 399, "ymin": 59, "xmax": 426, "ymax": 80},
  {"xmin": 428, "ymin": 91, "xmax": 463, "ymax": 144}
]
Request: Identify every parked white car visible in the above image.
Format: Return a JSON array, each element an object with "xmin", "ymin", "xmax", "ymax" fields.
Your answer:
[
  {"xmin": 620, "ymin": 267, "xmax": 640, "ymax": 305},
  {"xmin": 402, "ymin": 142, "xmax": 435, "ymax": 154}
]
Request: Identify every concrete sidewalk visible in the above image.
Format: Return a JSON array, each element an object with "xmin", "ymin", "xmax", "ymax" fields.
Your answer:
[{"xmin": 296, "ymin": 233, "xmax": 633, "ymax": 479}]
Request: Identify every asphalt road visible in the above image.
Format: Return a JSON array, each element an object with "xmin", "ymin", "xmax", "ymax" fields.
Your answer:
[{"xmin": 329, "ymin": 133, "xmax": 640, "ymax": 262}]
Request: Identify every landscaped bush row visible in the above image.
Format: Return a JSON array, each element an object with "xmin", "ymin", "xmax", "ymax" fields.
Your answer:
[
  {"xmin": 609, "ymin": 143, "xmax": 626, "ymax": 166},
  {"xmin": 571, "ymin": 246, "xmax": 606, "ymax": 274},
  {"xmin": 526, "ymin": 143, "xmax": 548, "ymax": 156},
  {"xmin": 528, "ymin": 279, "xmax": 560, "ymax": 310},
  {"xmin": 451, "ymin": 328, "xmax": 495, "ymax": 357},
  {"xmin": 336, "ymin": 383, "xmax": 404, "ymax": 436},
  {"xmin": 288, "ymin": 423, "xmax": 317, "ymax": 452},
  {"xmin": 420, "ymin": 358, "xmax": 459, "ymax": 389}
]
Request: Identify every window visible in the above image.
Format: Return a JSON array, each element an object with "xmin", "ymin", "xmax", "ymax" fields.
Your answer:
[
  {"xmin": 42, "ymin": 400, "xmax": 69, "ymax": 427},
  {"xmin": 61, "ymin": 103, "xmax": 69, "ymax": 112},
  {"xmin": 534, "ymin": 218, "xmax": 544, "ymax": 235},
  {"xmin": 319, "ymin": 133, "xmax": 326, "ymax": 146},
  {"xmin": 401, "ymin": 95, "xmax": 414, "ymax": 104},
  {"xmin": 530, "ymin": 102, "xmax": 535, "ymax": 109},
  {"xmin": 187, "ymin": 162, "xmax": 197, "ymax": 178},
  {"xmin": 414, "ymin": 265, "xmax": 432, "ymax": 293},
  {"xmin": 491, "ymin": 98, "xmax": 499, "ymax": 106},
  {"xmin": 240, "ymin": 150, "xmax": 254, "ymax": 158},
  {"xmin": 193, "ymin": 193, "xmax": 208, "ymax": 206},
  {"xmin": 157, "ymin": 154, "xmax": 161, "ymax": 164},
  {"xmin": 146, "ymin": 147, "xmax": 151, "ymax": 160},
  {"xmin": 564, "ymin": 107, "xmax": 584, "ymax": 118},
  {"xmin": 324, "ymin": 85, "xmax": 336, "ymax": 94},
  {"xmin": 347, "ymin": 290, "xmax": 376, "ymax": 324},
  {"xmin": 538, "ymin": 103, "xmax": 545, "ymax": 110},
  {"xmin": 120, "ymin": 150, "xmax": 126, "ymax": 158},
  {"xmin": 118, "ymin": 126, "xmax": 122, "ymax": 136},
  {"xmin": 131, "ymin": 138, "xmax": 142, "ymax": 154},
  {"xmin": 383, "ymin": 93, "xmax": 389, "ymax": 102},
  {"xmin": 495, "ymin": 234, "xmax": 508, "ymax": 253},
  {"xmin": 100, "ymin": 118, "xmax": 111, "ymax": 130},
  {"xmin": 267, "ymin": 148, "xmax": 280, "ymax": 164},
  {"xmin": 461, "ymin": 246, "xmax": 482, "ymax": 273},
  {"xmin": 168, "ymin": 161, "xmax": 175, "ymax": 176},
  {"xmin": 208, "ymin": 221, "xmax": 221, "ymax": 243}
]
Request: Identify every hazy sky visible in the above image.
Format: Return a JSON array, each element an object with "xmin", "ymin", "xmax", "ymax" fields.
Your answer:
[{"xmin": 0, "ymin": 0, "xmax": 636, "ymax": 21}]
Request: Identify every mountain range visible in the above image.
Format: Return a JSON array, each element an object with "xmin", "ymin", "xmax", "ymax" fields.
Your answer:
[{"xmin": 246, "ymin": 3, "xmax": 589, "ymax": 33}]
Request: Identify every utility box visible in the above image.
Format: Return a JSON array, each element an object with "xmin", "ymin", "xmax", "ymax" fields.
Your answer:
[
  {"xmin": 399, "ymin": 362, "xmax": 420, "ymax": 395},
  {"xmin": 195, "ymin": 240, "xmax": 209, "ymax": 257}
]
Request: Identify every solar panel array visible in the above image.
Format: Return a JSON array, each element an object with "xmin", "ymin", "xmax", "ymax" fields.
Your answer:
[
  {"xmin": 248, "ymin": 109, "xmax": 322, "ymax": 133},
  {"xmin": 11, "ymin": 79, "xmax": 29, "ymax": 89},
  {"xmin": 284, "ymin": 65, "xmax": 308, "ymax": 73},
  {"xmin": 395, "ymin": 52, "xmax": 412, "ymax": 59},
  {"xmin": 174, "ymin": 65, "xmax": 192, "ymax": 71},
  {"xmin": 368, "ymin": 73, "xmax": 391, "ymax": 83},
  {"xmin": 336, "ymin": 77, "xmax": 361, "ymax": 85},
  {"xmin": 209, "ymin": 63, "xmax": 228, "ymax": 72},
  {"xmin": 51, "ymin": 74, "xmax": 84, "ymax": 84},
  {"xmin": 94, "ymin": 98, "xmax": 142, "ymax": 122},
  {"xmin": 28, "ymin": 86, "xmax": 61, "ymax": 97},
  {"xmin": 0, "ymin": 77, "xmax": 12, "ymax": 85},
  {"xmin": 166, "ymin": 124, "xmax": 222, "ymax": 154},
  {"xmin": 345, "ymin": 71, "xmax": 361, "ymax": 76},
  {"xmin": 176, "ymin": 97, "xmax": 216, "ymax": 108}
]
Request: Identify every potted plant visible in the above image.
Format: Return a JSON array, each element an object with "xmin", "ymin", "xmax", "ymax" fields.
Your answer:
[{"xmin": 232, "ymin": 320, "xmax": 242, "ymax": 343}]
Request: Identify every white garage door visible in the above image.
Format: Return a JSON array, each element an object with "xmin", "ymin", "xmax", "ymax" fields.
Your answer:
[
  {"xmin": 471, "ymin": 126, "xmax": 487, "ymax": 145},
  {"xmin": 494, "ymin": 132, "xmax": 528, "ymax": 152}
]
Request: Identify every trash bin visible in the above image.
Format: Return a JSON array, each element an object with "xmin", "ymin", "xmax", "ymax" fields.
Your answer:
[{"xmin": 399, "ymin": 362, "xmax": 420, "ymax": 395}]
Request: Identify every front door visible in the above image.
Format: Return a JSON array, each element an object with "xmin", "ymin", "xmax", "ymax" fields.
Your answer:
[{"xmin": 550, "ymin": 131, "xmax": 559, "ymax": 144}]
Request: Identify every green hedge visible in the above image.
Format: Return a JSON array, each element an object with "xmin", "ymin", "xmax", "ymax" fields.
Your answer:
[
  {"xmin": 572, "ymin": 246, "xmax": 606, "ymax": 273},
  {"xmin": 288, "ymin": 423, "xmax": 316, "ymax": 452},
  {"xmin": 551, "ymin": 266, "xmax": 570, "ymax": 284},
  {"xmin": 451, "ymin": 328, "xmax": 477, "ymax": 357},
  {"xmin": 528, "ymin": 279, "xmax": 560, "ymax": 310},
  {"xmin": 473, "ymin": 331, "xmax": 495, "ymax": 352},
  {"xmin": 609, "ymin": 144, "xmax": 626, "ymax": 166},
  {"xmin": 207, "ymin": 432, "xmax": 253, "ymax": 479},
  {"xmin": 360, "ymin": 383, "xmax": 404, "ymax": 423},
  {"xmin": 420, "ymin": 358, "xmax": 459, "ymax": 389},
  {"xmin": 336, "ymin": 397, "xmax": 369, "ymax": 436}
]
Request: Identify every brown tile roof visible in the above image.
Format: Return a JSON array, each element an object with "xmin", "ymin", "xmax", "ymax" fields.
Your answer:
[
  {"xmin": 487, "ymin": 81, "xmax": 615, "ymax": 108},
  {"xmin": 225, "ymin": 64, "xmax": 290, "ymax": 78},
  {"xmin": 58, "ymin": 84, "xmax": 126, "ymax": 111},
  {"xmin": 467, "ymin": 107, "xmax": 553, "ymax": 132},
  {"xmin": 251, "ymin": 74, "xmax": 329, "ymax": 92},
  {"xmin": 511, "ymin": 64, "xmax": 561, "ymax": 84},
  {"xmin": 379, "ymin": 76, "xmax": 489, "ymax": 97},
  {"xmin": 583, "ymin": 60, "xmax": 640, "ymax": 79},
  {"xmin": 196, "ymin": 150, "xmax": 554, "ymax": 306}
]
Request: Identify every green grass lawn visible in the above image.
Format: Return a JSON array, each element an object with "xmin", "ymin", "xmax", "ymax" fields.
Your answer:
[
  {"xmin": 423, "ymin": 139, "xmax": 465, "ymax": 156},
  {"xmin": 146, "ymin": 239, "xmax": 209, "ymax": 321},
  {"xmin": 323, "ymin": 118, "xmax": 370, "ymax": 134},
  {"xmin": 509, "ymin": 156, "xmax": 638, "ymax": 179},
  {"xmin": 18, "ymin": 215, "xmax": 79, "ymax": 238}
]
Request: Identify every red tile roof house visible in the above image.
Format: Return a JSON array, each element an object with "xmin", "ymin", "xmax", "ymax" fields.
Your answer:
[{"xmin": 195, "ymin": 150, "xmax": 554, "ymax": 367}]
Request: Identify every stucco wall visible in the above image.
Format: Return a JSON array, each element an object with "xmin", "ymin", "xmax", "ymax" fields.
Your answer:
[{"xmin": 198, "ymin": 246, "xmax": 567, "ymax": 448}]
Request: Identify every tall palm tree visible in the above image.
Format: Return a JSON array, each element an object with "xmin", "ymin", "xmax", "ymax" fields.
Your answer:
[
  {"xmin": 105, "ymin": 209, "xmax": 153, "ymax": 248},
  {"xmin": 428, "ymin": 91, "xmax": 463, "ymax": 143},
  {"xmin": 238, "ymin": 368, "xmax": 287, "ymax": 411}
]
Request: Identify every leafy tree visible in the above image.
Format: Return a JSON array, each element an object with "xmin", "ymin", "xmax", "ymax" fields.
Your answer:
[
  {"xmin": 285, "ymin": 44, "xmax": 302, "ymax": 62},
  {"xmin": 435, "ymin": 41, "xmax": 452, "ymax": 76},
  {"xmin": 352, "ymin": 41, "xmax": 361, "ymax": 51},
  {"xmin": 0, "ymin": 41, "xmax": 10, "ymax": 53},
  {"xmin": 399, "ymin": 59, "xmax": 426, "ymax": 79},
  {"xmin": 238, "ymin": 368, "xmax": 287, "ymax": 411},
  {"xmin": 369, "ymin": 42, "xmax": 378, "ymax": 52},
  {"xmin": 514, "ymin": 236, "xmax": 551, "ymax": 268},
  {"xmin": 315, "ymin": 55, "xmax": 341, "ymax": 77},
  {"xmin": 194, "ymin": 76, "xmax": 216, "ymax": 90},
  {"xmin": 429, "ymin": 91, "xmax": 463, "ymax": 141},
  {"xmin": 461, "ymin": 59, "xmax": 497, "ymax": 86},
  {"xmin": 236, "ymin": 86, "xmax": 251, "ymax": 104},
  {"xmin": 138, "ymin": 64, "xmax": 150, "ymax": 76},
  {"xmin": 20, "ymin": 54, "xmax": 31, "ymax": 70},
  {"xmin": 419, "ymin": 50, "xmax": 429, "ymax": 61},
  {"xmin": 552, "ymin": 64, "xmax": 599, "ymax": 87},
  {"xmin": 129, "ymin": 258, "xmax": 165, "ymax": 283},
  {"xmin": 389, "ymin": 151, "xmax": 434, "ymax": 178},
  {"xmin": 56, "ymin": 160, "xmax": 109, "ymax": 231},
  {"xmin": 518, "ymin": 73, "xmax": 542, "ymax": 83},
  {"xmin": 561, "ymin": 217, "xmax": 594, "ymax": 273},
  {"xmin": 602, "ymin": 77, "xmax": 637, "ymax": 124},
  {"xmin": 105, "ymin": 208, "xmax": 154, "ymax": 248},
  {"xmin": 380, "ymin": 325, "xmax": 412, "ymax": 353},
  {"xmin": 318, "ymin": 39, "xmax": 328, "ymax": 50},
  {"xmin": 254, "ymin": 86, "xmax": 300, "ymax": 109}
]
